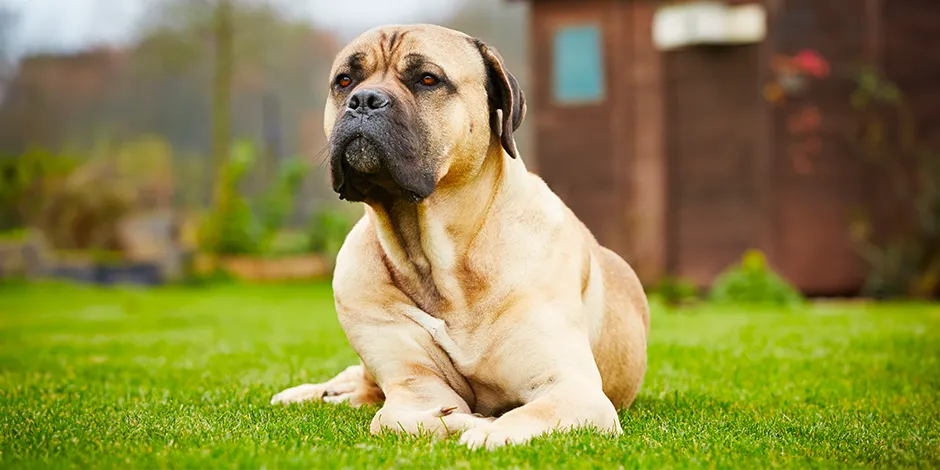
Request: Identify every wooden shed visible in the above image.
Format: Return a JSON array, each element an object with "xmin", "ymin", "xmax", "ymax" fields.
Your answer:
[{"xmin": 518, "ymin": 0, "xmax": 940, "ymax": 295}]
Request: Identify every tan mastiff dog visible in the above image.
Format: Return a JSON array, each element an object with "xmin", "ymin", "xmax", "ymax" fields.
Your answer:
[{"xmin": 272, "ymin": 24, "xmax": 650, "ymax": 450}]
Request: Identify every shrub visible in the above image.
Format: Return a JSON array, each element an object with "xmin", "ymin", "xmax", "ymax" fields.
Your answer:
[
  {"xmin": 0, "ymin": 148, "xmax": 80, "ymax": 231},
  {"xmin": 256, "ymin": 157, "xmax": 308, "ymax": 254},
  {"xmin": 198, "ymin": 197, "xmax": 261, "ymax": 256},
  {"xmin": 198, "ymin": 141, "xmax": 309, "ymax": 256},
  {"xmin": 709, "ymin": 249, "xmax": 804, "ymax": 307},
  {"xmin": 1, "ymin": 137, "xmax": 180, "ymax": 255},
  {"xmin": 849, "ymin": 67, "xmax": 940, "ymax": 299},
  {"xmin": 198, "ymin": 142, "xmax": 264, "ymax": 255},
  {"xmin": 649, "ymin": 275, "xmax": 700, "ymax": 306},
  {"xmin": 306, "ymin": 207, "xmax": 355, "ymax": 261},
  {"xmin": 37, "ymin": 158, "xmax": 137, "ymax": 252}
]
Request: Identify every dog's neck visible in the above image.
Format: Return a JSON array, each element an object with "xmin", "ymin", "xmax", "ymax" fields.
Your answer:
[{"xmin": 365, "ymin": 141, "xmax": 521, "ymax": 312}]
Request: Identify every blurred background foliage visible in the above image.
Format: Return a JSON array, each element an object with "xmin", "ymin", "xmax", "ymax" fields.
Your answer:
[
  {"xmin": 0, "ymin": 0, "xmax": 526, "ymax": 283},
  {"xmin": 849, "ymin": 68, "xmax": 940, "ymax": 299}
]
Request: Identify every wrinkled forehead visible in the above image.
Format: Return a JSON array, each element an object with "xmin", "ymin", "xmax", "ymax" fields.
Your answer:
[{"xmin": 330, "ymin": 25, "xmax": 483, "ymax": 78}]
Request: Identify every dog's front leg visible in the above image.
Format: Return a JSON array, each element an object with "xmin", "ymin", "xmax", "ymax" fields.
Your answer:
[
  {"xmin": 363, "ymin": 354, "xmax": 495, "ymax": 438},
  {"xmin": 368, "ymin": 374, "xmax": 494, "ymax": 438},
  {"xmin": 271, "ymin": 363, "xmax": 384, "ymax": 406},
  {"xmin": 341, "ymin": 305, "xmax": 493, "ymax": 439},
  {"xmin": 272, "ymin": 315, "xmax": 491, "ymax": 437},
  {"xmin": 459, "ymin": 379, "xmax": 620, "ymax": 450},
  {"xmin": 457, "ymin": 307, "xmax": 623, "ymax": 450}
]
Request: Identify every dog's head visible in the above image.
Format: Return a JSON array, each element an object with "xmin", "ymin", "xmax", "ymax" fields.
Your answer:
[{"xmin": 324, "ymin": 24, "xmax": 526, "ymax": 204}]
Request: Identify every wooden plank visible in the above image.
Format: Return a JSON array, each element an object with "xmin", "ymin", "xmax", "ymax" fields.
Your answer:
[
  {"xmin": 627, "ymin": 1, "xmax": 668, "ymax": 284},
  {"xmin": 665, "ymin": 41, "xmax": 764, "ymax": 286},
  {"xmin": 531, "ymin": 0, "xmax": 632, "ymax": 258},
  {"xmin": 770, "ymin": 0, "xmax": 869, "ymax": 294}
]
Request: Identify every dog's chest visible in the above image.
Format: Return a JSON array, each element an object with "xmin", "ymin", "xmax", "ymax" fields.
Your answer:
[
  {"xmin": 449, "ymin": 342, "xmax": 521, "ymax": 415},
  {"xmin": 434, "ymin": 320, "xmax": 528, "ymax": 414},
  {"xmin": 467, "ymin": 376, "xmax": 521, "ymax": 416}
]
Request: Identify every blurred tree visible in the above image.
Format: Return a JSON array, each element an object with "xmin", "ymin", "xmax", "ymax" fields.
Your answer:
[
  {"xmin": 0, "ymin": 7, "xmax": 17, "ymax": 104},
  {"xmin": 126, "ymin": 0, "xmax": 338, "ymax": 211},
  {"xmin": 0, "ymin": 0, "xmax": 341, "ymax": 226},
  {"xmin": 445, "ymin": 0, "xmax": 532, "ymax": 165},
  {"xmin": 211, "ymin": 0, "xmax": 234, "ymax": 210},
  {"xmin": 132, "ymin": 0, "xmax": 234, "ymax": 211}
]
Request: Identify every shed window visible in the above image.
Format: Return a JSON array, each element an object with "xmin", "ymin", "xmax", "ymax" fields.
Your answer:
[{"xmin": 552, "ymin": 24, "xmax": 605, "ymax": 104}]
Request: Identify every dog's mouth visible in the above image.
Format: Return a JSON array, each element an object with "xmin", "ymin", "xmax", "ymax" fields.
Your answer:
[
  {"xmin": 333, "ymin": 136, "xmax": 426, "ymax": 204},
  {"xmin": 343, "ymin": 136, "xmax": 382, "ymax": 175}
]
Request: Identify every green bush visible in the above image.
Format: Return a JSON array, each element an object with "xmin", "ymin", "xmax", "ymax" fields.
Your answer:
[
  {"xmin": 198, "ymin": 141, "xmax": 309, "ymax": 256},
  {"xmin": 198, "ymin": 142, "xmax": 263, "ymax": 255},
  {"xmin": 849, "ymin": 67, "xmax": 940, "ymax": 299},
  {"xmin": 306, "ymin": 207, "xmax": 355, "ymax": 261},
  {"xmin": 196, "ymin": 140, "xmax": 356, "ymax": 260},
  {"xmin": 0, "ymin": 148, "xmax": 80, "ymax": 231},
  {"xmin": 0, "ymin": 228, "xmax": 29, "ymax": 243},
  {"xmin": 1, "ymin": 137, "xmax": 180, "ymax": 253},
  {"xmin": 257, "ymin": 157, "xmax": 308, "ymax": 254},
  {"xmin": 709, "ymin": 249, "xmax": 804, "ymax": 307},
  {"xmin": 37, "ymin": 156, "xmax": 139, "ymax": 252},
  {"xmin": 198, "ymin": 197, "xmax": 261, "ymax": 256},
  {"xmin": 649, "ymin": 275, "xmax": 700, "ymax": 306}
]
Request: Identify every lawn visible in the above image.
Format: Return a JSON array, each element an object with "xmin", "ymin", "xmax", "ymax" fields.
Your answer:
[{"xmin": 0, "ymin": 283, "xmax": 937, "ymax": 469}]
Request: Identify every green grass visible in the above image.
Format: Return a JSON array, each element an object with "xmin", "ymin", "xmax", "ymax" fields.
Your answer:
[{"xmin": 0, "ymin": 283, "xmax": 938, "ymax": 469}]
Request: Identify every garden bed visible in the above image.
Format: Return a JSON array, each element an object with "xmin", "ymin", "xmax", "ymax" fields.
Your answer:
[
  {"xmin": 0, "ymin": 233, "xmax": 166, "ymax": 286},
  {"xmin": 194, "ymin": 253, "xmax": 332, "ymax": 282},
  {"xmin": 48, "ymin": 260, "xmax": 164, "ymax": 286},
  {"xmin": 0, "ymin": 231, "xmax": 45, "ymax": 279}
]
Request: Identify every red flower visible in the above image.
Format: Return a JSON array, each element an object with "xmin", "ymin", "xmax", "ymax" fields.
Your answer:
[{"xmin": 793, "ymin": 49, "xmax": 830, "ymax": 78}]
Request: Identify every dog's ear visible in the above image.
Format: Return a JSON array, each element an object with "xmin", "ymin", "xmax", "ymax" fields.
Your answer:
[{"xmin": 474, "ymin": 39, "xmax": 527, "ymax": 159}]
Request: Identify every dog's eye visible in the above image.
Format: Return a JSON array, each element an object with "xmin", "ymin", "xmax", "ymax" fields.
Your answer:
[
  {"xmin": 419, "ymin": 73, "xmax": 440, "ymax": 87},
  {"xmin": 335, "ymin": 74, "xmax": 353, "ymax": 89}
]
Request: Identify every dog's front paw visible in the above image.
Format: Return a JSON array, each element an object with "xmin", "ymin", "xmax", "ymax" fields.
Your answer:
[
  {"xmin": 458, "ymin": 421, "xmax": 544, "ymax": 450},
  {"xmin": 270, "ymin": 384, "xmax": 328, "ymax": 405}
]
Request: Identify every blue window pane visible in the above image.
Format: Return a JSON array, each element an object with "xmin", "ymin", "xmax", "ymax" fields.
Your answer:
[{"xmin": 553, "ymin": 25, "xmax": 605, "ymax": 103}]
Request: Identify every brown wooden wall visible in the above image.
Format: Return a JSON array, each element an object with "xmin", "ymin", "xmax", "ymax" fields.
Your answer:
[
  {"xmin": 530, "ymin": 0, "xmax": 629, "ymax": 258},
  {"xmin": 769, "ymin": 0, "xmax": 870, "ymax": 294},
  {"xmin": 530, "ymin": 0, "xmax": 666, "ymax": 282},
  {"xmin": 664, "ymin": 43, "xmax": 767, "ymax": 286},
  {"xmin": 871, "ymin": 0, "xmax": 940, "ymax": 279},
  {"xmin": 883, "ymin": 0, "xmax": 940, "ymax": 151},
  {"xmin": 528, "ymin": 0, "xmax": 940, "ymax": 295},
  {"xmin": 765, "ymin": 0, "xmax": 940, "ymax": 294}
]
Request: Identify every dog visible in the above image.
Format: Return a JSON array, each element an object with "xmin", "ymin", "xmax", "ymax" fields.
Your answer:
[{"xmin": 272, "ymin": 24, "xmax": 650, "ymax": 451}]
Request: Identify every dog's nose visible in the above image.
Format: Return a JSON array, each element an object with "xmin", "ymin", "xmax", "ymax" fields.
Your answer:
[{"xmin": 347, "ymin": 89, "xmax": 391, "ymax": 114}]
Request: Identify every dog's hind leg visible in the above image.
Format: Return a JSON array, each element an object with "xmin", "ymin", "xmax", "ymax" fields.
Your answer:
[{"xmin": 271, "ymin": 364, "xmax": 384, "ymax": 406}]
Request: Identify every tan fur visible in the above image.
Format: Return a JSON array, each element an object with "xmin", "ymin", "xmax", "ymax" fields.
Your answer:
[{"xmin": 272, "ymin": 24, "xmax": 650, "ymax": 450}]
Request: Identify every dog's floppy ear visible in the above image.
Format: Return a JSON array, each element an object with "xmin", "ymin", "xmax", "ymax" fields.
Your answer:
[{"xmin": 474, "ymin": 39, "xmax": 527, "ymax": 159}]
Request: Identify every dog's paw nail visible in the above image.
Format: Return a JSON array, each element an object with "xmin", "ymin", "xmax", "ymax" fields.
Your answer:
[
  {"xmin": 323, "ymin": 393, "xmax": 351, "ymax": 404},
  {"xmin": 439, "ymin": 406, "xmax": 458, "ymax": 416}
]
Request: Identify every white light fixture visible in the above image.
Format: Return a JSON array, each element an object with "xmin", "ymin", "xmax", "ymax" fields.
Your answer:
[{"xmin": 653, "ymin": 1, "xmax": 767, "ymax": 51}]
